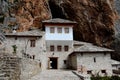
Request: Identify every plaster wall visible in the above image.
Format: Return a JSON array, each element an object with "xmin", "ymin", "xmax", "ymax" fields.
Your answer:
[{"xmin": 45, "ymin": 25, "xmax": 73, "ymax": 40}]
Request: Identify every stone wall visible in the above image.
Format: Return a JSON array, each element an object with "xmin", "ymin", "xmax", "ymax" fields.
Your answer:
[
  {"xmin": 0, "ymin": 53, "xmax": 21, "ymax": 80},
  {"xmin": 5, "ymin": 35, "xmax": 46, "ymax": 60},
  {"xmin": 69, "ymin": 52, "xmax": 113, "ymax": 76}
]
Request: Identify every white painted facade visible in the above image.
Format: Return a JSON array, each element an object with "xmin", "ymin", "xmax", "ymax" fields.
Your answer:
[
  {"xmin": 45, "ymin": 26, "xmax": 73, "ymax": 40},
  {"xmin": 43, "ymin": 18, "xmax": 75, "ymax": 69}
]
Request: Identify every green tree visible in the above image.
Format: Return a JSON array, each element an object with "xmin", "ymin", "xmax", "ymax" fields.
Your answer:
[{"xmin": 12, "ymin": 45, "xmax": 17, "ymax": 54}]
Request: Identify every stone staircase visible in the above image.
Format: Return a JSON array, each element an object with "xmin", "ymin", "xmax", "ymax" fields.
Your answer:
[
  {"xmin": 20, "ymin": 58, "xmax": 41, "ymax": 80},
  {"xmin": 29, "ymin": 70, "xmax": 81, "ymax": 80},
  {"xmin": 0, "ymin": 54, "xmax": 21, "ymax": 80}
]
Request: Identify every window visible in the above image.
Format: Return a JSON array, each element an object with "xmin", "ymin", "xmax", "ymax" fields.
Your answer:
[
  {"xmin": 104, "ymin": 53, "xmax": 106, "ymax": 56},
  {"xmin": 33, "ymin": 55, "xmax": 35, "ymax": 60},
  {"xmin": 64, "ymin": 28, "xmax": 69, "ymax": 33},
  {"xmin": 57, "ymin": 45, "xmax": 62, "ymax": 51},
  {"xmin": 64, "ymin": 60, "xmax": 67, "ymax": 64},
  {"xmin": 93, "ymin": 57, "xmax": 96, "ymax": 63},
  {"xmin": 50, "ymin": 27, "xmax": 55, "ymax": 33},
  {"xmin": 30, "ymin": 40, "xmax": 36, "ymax": 47},
  {"xmin": 87, "ymin": 70, "xmax": 92, "ymax": 74},
  {"xmin": 15, "ymin": 37, "xmax": 17, "ymax": 40},
  {"xmin": 57, "ymin": 27, "xmax": 62, "ymax": 33},
  {"xmin": 50, "ymin": 45, "xmax": 54, "ymax": 51},
  {"xmin": 64, "ymin": 46, "xmax": 69, "ymax": 51},
  {"xmin": 81, "ymin": 53, "xmax": 83, "ymax": 56},
  {"xmin": 26, "ymin": 54, "xmax": 30, "ymax": 58},
  {"xmin": 101, "ymin": 70, "xmax": 106, "ymax": 74}
]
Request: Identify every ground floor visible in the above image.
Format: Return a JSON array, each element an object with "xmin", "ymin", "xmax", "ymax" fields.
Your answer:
[
  {"xmin": 40, "ymin": 52, "xmax": 113, "ymax": 76},
  {"xmin": 47, "ymin": 56, "xmax": 68, "ymax": 69}
]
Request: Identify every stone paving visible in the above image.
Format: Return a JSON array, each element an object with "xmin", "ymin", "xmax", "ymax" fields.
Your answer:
[{"xmin": 29, "ymin": 70, "xmax": 80, "ymax": 80}]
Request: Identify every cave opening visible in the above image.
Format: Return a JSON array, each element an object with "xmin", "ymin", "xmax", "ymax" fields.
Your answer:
[{"xmin": 48, "ymin": 0, "xmax": 66, "ymax": 19}]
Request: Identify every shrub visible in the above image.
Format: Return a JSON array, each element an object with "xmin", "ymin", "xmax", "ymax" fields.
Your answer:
[
  {"xmin": 91, "ymin": 76, "xmax": 120, "ymax": 80},
  {"xmin": 110, "ymin": 76, "xmax": 120, "ymax": 80}
]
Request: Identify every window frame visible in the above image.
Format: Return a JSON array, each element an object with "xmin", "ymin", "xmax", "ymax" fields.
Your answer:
[
  {"xmin": 64, "ymin": 60, "xmax": 67, "ymax": 64},
  {"xmin": 64, "ymin": 28, "xmax": 69, "ymax": 33},
  {"xmin": 50, "ymin": 27, "xmax": 55, "ymax": 33},
  {"xmin": 57, "ymin": 45, "xmax": 62, "ymax": 51},
  {"xmin": 93, "ymin": 57, "xmax": 96, "ymax": 63},
  {"xmin": 101, "ymin": 70, "xmax": 106, "ymax": 74},
  {"xmin": 87, "ymin": 70, "xmax": 92, "ymax": 74},
  {"xmin": 57, "ymin": 27, "xmax": 62, "ymax": 33},
  {"xmin": 50, "ymin": 45, "xmax": 54, "ymax": 51},
  {"xmin": 64, "ymin": 45, "xmax": 69, "ymax": 51},
  {"xmin": 30, "ymin": 39, "xmax": 36, "ymax": 47}
]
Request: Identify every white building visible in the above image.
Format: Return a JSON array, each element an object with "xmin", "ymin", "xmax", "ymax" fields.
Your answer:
[
  {"xmin": 5, "ymin": 30, "xmax": 46, "ymax": 61},
  {"xmin": 4, "ymin": 18, "xmax": 118, "ymax": 76},
  {"xmin": 42, "ymin": 18, "xmax": 76, "ymax": 69},
  {"xmin": 68, "ymin": 41, "xmax": 114, "ymax": 76}
]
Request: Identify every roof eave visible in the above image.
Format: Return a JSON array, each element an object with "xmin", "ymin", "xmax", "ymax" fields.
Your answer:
[
  {"xmin": 5, "ymin": 35, "xmax": 42, "ymax": 37},
  {"xmin": 42, "ymin": 22, "xmax": 77, "ymax": 26},
  {"xmin": 72, "ymin": 50, "xmax": 114, "ymax": 53}
]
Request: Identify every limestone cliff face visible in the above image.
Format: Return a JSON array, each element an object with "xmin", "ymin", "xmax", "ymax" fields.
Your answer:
[
  {"xmin": 12, "ymin": 0, "xmax": 51, "ymax": 31},
  {"xmin": 58, "ymin": 0, "xmax": 118, "ymax": 47},
  {"xmin": 111, "ymin": 0, "xmax": 120, "ymax": 60},
  {"xmin": 1, "ymin": 0, "xmax": 118, "ymax": 47}
]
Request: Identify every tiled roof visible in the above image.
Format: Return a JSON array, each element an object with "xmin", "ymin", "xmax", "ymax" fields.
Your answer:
[
  {"xmin": 73, "ymin": 41, "xmax": 114, "ymax": 52},
  {"xmin": 110, "ymin": 60, "xmax": 120, "ymax": 65},
  {"xmin": 42, "ymin": 18, "xmax": 77, "ymax": 24},
  {"xmin": 5, "ymin": 30, "xmax": 44, "ymax": 37}
]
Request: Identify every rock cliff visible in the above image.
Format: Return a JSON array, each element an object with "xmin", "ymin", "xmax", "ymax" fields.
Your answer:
[
  {"xmin": 9, "ymin": 0, "xmax": 51, "ymax": 31},
  {"xmin": 59, "ymin": 0, "xmax": 118, "ymax": 47},
  {"xmin": 0, "ymin": 0, "xmax": 119, "ymax": 47},
  {"xmin": 111, "ymin": 0, "xmax": 120, "ymax": 60}
]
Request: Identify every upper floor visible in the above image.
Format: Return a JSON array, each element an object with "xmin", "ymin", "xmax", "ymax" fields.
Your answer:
[{"xmin": 42, "ymin": 18, "xmax": 76, "ymax": 41}]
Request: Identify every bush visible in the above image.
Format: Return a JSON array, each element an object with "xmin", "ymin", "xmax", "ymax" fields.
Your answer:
[
  {"xmin": 91, "ymin": 76, "xmax": 120, "ymax": 80},
  {"xmin": 110, "ymin": 76, "xmax": 120, "ymax": 80}
]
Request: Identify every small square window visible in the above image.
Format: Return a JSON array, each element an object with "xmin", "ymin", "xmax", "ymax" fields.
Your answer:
[
  {"xmin": 50, "ymin": 45, "xmax": 54, "ymax": 51},
  {"xmin": 65, "ymin": 28, "xmax": 69, "ymax": 33},
  {"xmin": 30, "ymin": 40, "xmax": 36, "ymax": 47},
  {"xmin": 15, "ymin": 37, "xmax": 17, "ymax": 40},
  {"xmin": 33, "ymin": 55, "xmax": 35, "ymax": 60},
  {"xmin": 81, "ymin": 53, "xmax": 83, "ymax": 56},
  {"xmin": 57, "ymin": 45, "xmax": 62, "ymax": 51},
  {"xmin": 101, "ymin": 70, "xmax": 106, "ymax": 73},
  {"xmin": 87, "ymin": 70, "xmax": 92, "ymax": 74},
  {"xmin": 64, "ymin": 60, "xmax": 67, "ymax": 64},
  {"xmin": 57, "ymin": 27, "xmax": 62, "ymax": 33},
  {"xmin": 93, "ymin": 57, "xmax": 96, "ymax": 63},
  {"xmin": 104, "ymin": 53, "xmax": 106, "ymax": 56},
  {"xmin": 50, "ymin": 27, "xmax": 55, "ymax": 33},
  {"xmin": 64, "ymin": 46, "xmax": 69, "ymax": 51}
]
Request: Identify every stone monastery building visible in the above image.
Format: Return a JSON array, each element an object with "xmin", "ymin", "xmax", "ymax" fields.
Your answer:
[{"xmin": 4, "ymin": 18, "xmax": 116, "ymax": 76}]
